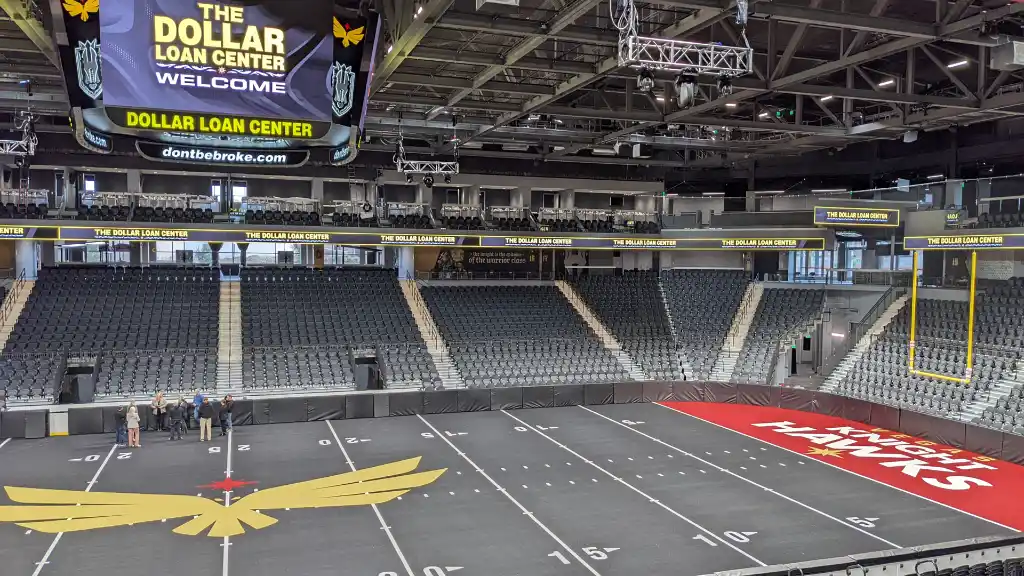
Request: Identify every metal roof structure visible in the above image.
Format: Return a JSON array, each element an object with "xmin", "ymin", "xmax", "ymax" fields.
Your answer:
[{"xmin": 3, "ymin": 0, "xmax": 1024, "ymax": 174}]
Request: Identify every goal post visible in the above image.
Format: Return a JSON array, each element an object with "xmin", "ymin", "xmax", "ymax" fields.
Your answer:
[{"xmin": 908, "ymin": 249, "xmax": 977, "ymax": 385}]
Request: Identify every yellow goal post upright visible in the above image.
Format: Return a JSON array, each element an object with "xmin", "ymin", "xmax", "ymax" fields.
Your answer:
[{"xmin": 908, "ymin": 249, "xmax": 978, "ymax": 385}]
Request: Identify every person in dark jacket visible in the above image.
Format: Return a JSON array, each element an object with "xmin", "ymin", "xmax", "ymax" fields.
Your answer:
[
  {"xmin": 219, "ymin": 395, "xmax": 234, "ymax": 436},
  {"xmin": 198, "ymin": 397, "xmax": 215, "ymax": 442},
  {"xmin": 114, "ymin": 404, "xmax": 128, "ymax": 447},
  {"xmin": 167, "ymin": 398, "xmax": 186, "ymax": 441}
]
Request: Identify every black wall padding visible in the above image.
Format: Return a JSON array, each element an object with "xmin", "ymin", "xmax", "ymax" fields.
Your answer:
[
  {"xmin": 704, "ymin": 381, "xmax": 736, "ymax": 404},
  {"xmin": 0, "ymin": 411, "xmax": 25, "ymax": 439},
  {"xmin": 738, "ymin": 383, "xmax": 771, "ymax": 406},
  {"xmin": 424, "ymin": 390, "xmax": 459, "ymax": 414},
  {"xmin": 523, "ymin": 386, "xmax": 555, "ymax": 409},
  {"xmin": 138, "ymin": 404, "xmax": 157, "ymax": 431},
  {"xmin": 768, "ymin": 385, "xmax": 783, "ymax": 407},
  {"xmin": 676, "ymin": 380, "xmax": 703, "ymax": 402},
  {"xmin": 374, "ymin": 394, "xmax": 390, "ymax": 418},
  {"xmin": 843, "ymin": 398, "xmax": 872, "ymax": 426},
  {"xmin": 252, "ymin": 399, "xmax": 273, "ymax": 425},
  {"xmin": 24, "ymin": 411, "xmax": 47, "ymax": 439},
  {"xmin": 584, "ymin": 383, "xmax": 614, "ymax": 405},
  {"xmin": 965, "ymin": 423, "xmax": 1005, "ymax": 459},
  {"xmin": 101, "ymin": 406, "xmax": 120, "ymax": 433},
  {"xmin": 642, "ymin": 381, "xmax": 673, "ymax": 402},
  {"xmin": 346, "ymin": 395, "xmax": 374, "ymax": 419},
  {"xmin": 554, "ymin": 384, "xmax": 584, "ymax": 407},
  {"xmin": 491, "ymin": 387, "xmax": 523, "ymax": 410},
  {"xmin": 270, "ymin": 398, "xmax": 308, "ymax": 424},
  {"xmin": 999, "ymin": 433, "xmax": 1024, "ymax": 466},
  {"xmin": 457, "ymin": 389, "xmax": 491, "ymax": 412},
  {"xmin": 68, "ymin": 407, "xmax": 104, "ymax": 435},
  {"xmin": 780, "ymin": 387, "xmax": 813, "ymax": 411},
  {"xmin": 868, "ymin": 403, "xmax": 900, "ymax": 431},
  {"xmin": 306, "ymin": 396, "xmax": 345, "ymax": 421},
  {"xmin": 389, "ymin": 392, "xmax": 425, "ymax": 416},
  {"xmin": 811, "ymin": 392, "xmax": 844, "ymax": 417},
  {"xmin": 232, "ymin": 399, "xmax": 254, "ymax": 426},
  {"xmin": 613, "ymin": 381, "xmax": 644, "ymax": 404},
  {"xmin": 902, "ymin": 411, "xmax": 967, "ymax": 448}
]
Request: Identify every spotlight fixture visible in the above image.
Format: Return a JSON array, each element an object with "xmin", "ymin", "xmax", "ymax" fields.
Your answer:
[
  {"xmin": 406, "ymin": 173, "xmax": 414, "ymax": 184},
  {"xmin": 674, "ymin": 73, "xmax": 697, "ymax": 109},
  {"xmin": 444, "ymin": 174, "xmax": 452, "ymax": 184},
  {"xmin": 636, "ymin": 67, "xmax": 655, "ymax": 93},
  {"xmin": 423, "ymin": 174, "xmax": 434, "ymax": 188},
  {"xmin": 717, "ymin": 75, "xmax": 733, "ymax": 97}
]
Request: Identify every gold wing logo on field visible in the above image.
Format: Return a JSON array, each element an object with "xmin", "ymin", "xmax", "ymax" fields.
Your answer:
[
  {"xmin": 0, "ymin": 457, "xmax": 444, "ymax": 538},
  {"xmin": 333, "ymin": 18, "xmax": 365, "ymax": 47},
  {"xmin": 62, "ymin": 0, "xmax": 98, "ymax": 21}
]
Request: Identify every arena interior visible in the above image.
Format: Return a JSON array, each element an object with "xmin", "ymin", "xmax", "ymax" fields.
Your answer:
[{"xmin": 1, "ymin": 0, "xmax": 1024, "ymax": 575}]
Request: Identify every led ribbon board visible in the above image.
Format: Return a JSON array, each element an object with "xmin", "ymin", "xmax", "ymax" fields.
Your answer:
[
  {"xmin": 52, "ymin": 227, "xmax": 825, "ymax": 250},
  {"xmin": 904, "ymin": 234, "xmax": 1023, "ymax": 250},
  {"xmin": 100, "ymin": 0, "xmax": 334, "ymax": 139},
  {"xmin": 813, "ymin": 206, "xmax": 900, "ymax": 227}
]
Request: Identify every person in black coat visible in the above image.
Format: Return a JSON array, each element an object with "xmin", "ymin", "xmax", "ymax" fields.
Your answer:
[
  {"xmin": 167, "ymin": 398, "xmax": 186, "ymax": 441},
  {"xmin": 114, "ymin": 404, "xmax": 128, "ymax": 447},
  {"xmin": 219, "ymin": 395, "xmax": 234, "ymax": 436}
]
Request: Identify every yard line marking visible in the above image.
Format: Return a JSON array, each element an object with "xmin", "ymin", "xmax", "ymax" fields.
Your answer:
[
  {"xmin": 328, "ymin": 421, "xmax": 415, "ymax": 576},
  {"xmin": 581, "ymin": 405, "xmax": 904, "ymax": 548},
  {"xmin": 503, "ymin": 410, "xmax": 766, "ymax": 567},
  {"xmin": 0, "ymin": 438, "xmax": 10, "ymax": 450},
  {"xmin": 32, "ymin": 443, "xmax": 117, "ymax": 576},
  {"xmin": 415, "ymin": 414, "xmax": 601, "ymax": 576},
  {"xmin": 654, "ymin": 402, "xmax": 1019, "ymax": 534},
  {"xmin": 222, "ymin": 429, "xmax": 234, "ymax": 576}
]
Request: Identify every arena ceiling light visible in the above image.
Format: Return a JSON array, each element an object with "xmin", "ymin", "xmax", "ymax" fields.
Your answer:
[
  {"xmin": 725, "ymin": 103, "xmax": 737, "ymax": 108},
  {"xmin": 878, "ymin": 79, "xmax": 895, "ymax": 87},
  {"xmin": 947, "ymin": 60, "xmax": 969, "ymax": 69},
  {"xmin": 820, "ymin": 95, "xmax": 833, "ymax": 102}
]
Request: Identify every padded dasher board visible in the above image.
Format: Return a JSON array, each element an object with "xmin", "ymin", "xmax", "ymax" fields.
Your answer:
[
  {"xmin": 642, "ymin": 381, "xmax": 673, "ymax": 402},
  {"xmin": 424, "ymin": 390, "xmax": 459, "ymax": 414},
  {"xmin": 457, "ymin": 389, "xmax": 491, "ymax": 412},
  {"xmin": 703, "ymin": 381, "xmax": 736, "ymax": 404},
  {"xmin": 491, "ymin": 387, "xmax": 524, "ymax": 410},
  {"xmin": 68, "ymin": 407, "xmax": 104, "ymax": 435},
  {"xmin": 306, "ymin": 395, "xmax": 345, "ymax": 421},
  {"xmin": 345, "ymin": 394, "xmax": 374, "ymax": 419},
  {"xmin": 613, "ymin": 381, "xmax": 644, "ymax": 404},
  {"xmin": 389, "ymin": 391, "xmax": 425, "ymax": 416},
  {"xmin": 583, "ymin": 383, "xmax": 614, "ymax": 405},
  {"xmin": 523, "ymin": 386, "xmax": 555, "ymax": 409},
  {"xmin": 554, "ymin": 384, "xmax": 584, "ymax": 407}
]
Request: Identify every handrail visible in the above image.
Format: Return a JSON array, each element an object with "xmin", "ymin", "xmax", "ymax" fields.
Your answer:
[
  {"xmin": 0, "ymin": 268, "xmax": 27, "ymax": 334},
  {"xmin": 816, "ymin": 286, "xmax": 902, "ymax": 378}
]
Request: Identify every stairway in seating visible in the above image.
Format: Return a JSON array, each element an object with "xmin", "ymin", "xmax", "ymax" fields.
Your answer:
[
  {"xmin": 710, "ymin": 282, "xmax": 762, "ymax": 382},
  {"xmin": 961, "ymin": 379, "xmax": 1018, "ymax": 423},
  {"xmin": 821, "ymin": 294, "xmax": 909, "ymax": 392},
  {"xmin": 657, "ymin": 276, "xmax": 689, "ymax": 379},
  {"xmin": 556, "ymin": 280, "xmax": 647, "ymax": 381},
  {"xmin": 0, "ymin": 278, "xmax": 34, "ymax": 351},
  {"xmin": 400, "ymin": 280, "xmax": 464, "ymax": 388},
  {"xmin": 217, "ymin": 279, "xmax": 243, "ymax": 393}
]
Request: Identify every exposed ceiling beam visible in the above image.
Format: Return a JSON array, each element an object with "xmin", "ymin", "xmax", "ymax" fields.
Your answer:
[
  {"xmin": 0, "ymin": 37, "xmax": 48, "ymax": 53},
  {"xmin": 844, "ymin": 0, "xmax": 892, "ymax": 57},
  {"xmin": 409, "ymin": 47, "xmax": 595, "ymax": 74},
  {"xmin": 754, "ymin": 3, "xmax": 935, "ymax": 39},
  {"xmin": 0, "ymin": 63, "xmax": 62, "ymax": 79},
  {"xmin": 0, "ymin": 0, "xmax": 59, "ymax": 67},
  {"xmin": 388, "ymin": 72, "xmax": 556, "ymax": 95},
  {"xmin": 435, "ymin": 12, "xmax": 617, "ymax": 46},
  {"xmin": 774, "ymin": 0, "xmax": 822, "ymax": 80},
  {"xmin": 430, "ymin": 0, "xmax": 606, "ymax": 118},
  {"xmin": 919, "ymin": 44, "xmax": 974, "ymax": 99},
  {"xmin": 441, "ymin": 4, "xmax": 734, "ymax": 152},
  {"xmin": 370, "ymin": 0, "xmax": 457, "ymax": 95}
]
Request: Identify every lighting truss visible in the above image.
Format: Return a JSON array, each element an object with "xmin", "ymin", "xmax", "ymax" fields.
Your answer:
[
  {"xmin": 0, "ymin": 137, "xmax": 34, "ymax": 156},
  {"xmin": 619, "ymin": 35, "xmax": 752, "ymax": 76},
  {"xmin": 395, "ymin": 159, "xmax": 459, "ymax": 175}
]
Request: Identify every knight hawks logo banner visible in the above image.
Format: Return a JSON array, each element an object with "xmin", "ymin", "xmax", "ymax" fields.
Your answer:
[{"xmin": 661, "ymin": 402, "xmax": 1024, "ymax": 531}]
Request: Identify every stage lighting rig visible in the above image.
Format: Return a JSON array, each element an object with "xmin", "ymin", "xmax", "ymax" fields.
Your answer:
[
  {"xmin": 0, "ymin": 110, "xmax": 38, "ymax": 157},
  {"xmin": 636, "ymin": 67, "xmax": 655, "ymax": 93},
  {"xmin": 423, "ymin": 174, "xmax": 434, "ymax": 188},
  {"xmin": 393, "ymin": 125, "xmax": 460, "ymax": 177},
  {"xmin": 717, "ymin": 75, "xmax": 733, "ymax": 97},
  {"xmin": 675, "ymin": 73, "xmax": 697, "ymax": 109},
  {"xmin": 612, "ymin": 0, "xmax": 752, "ymax": 78}
]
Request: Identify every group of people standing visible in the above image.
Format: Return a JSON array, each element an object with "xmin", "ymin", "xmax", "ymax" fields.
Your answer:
[{"xmin": 114, "ymin": 392, "xmax": 235, "ymax": 447}]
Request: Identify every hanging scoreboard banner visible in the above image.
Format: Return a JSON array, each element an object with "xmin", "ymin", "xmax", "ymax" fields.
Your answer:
[
  {"xmin": 71, "ymin": 110, "xmax": 114, "ymax": 153},
  {"xmin": 57, "ymin": 0, "xmax": 102, "ymax": 107},
  {"xmin": 329, "ymin": 13, "xmax": 378, "ymax": 127},
  {"xmin": 136, "ymin": 141, "xmax": 310, "ymax": 167},
  {"xmin": 814, "ymin": 206, "xmax": 900, "ymax": 227},
  {"xmin": 905, "ymin": 235, "xmax": 1023, "ymax": 250},
  {"xmin": 100, "ymin": 0, "xmax": 335, "ymax": 138},
  {"xmin": 52, "ymin": 227, "xmax": 825, "ymax": 250}
]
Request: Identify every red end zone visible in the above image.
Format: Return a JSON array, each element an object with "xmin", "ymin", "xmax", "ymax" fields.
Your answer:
[{"xmin": 659, "ymin": 402, "xmax": 1024, "ymax": 532}]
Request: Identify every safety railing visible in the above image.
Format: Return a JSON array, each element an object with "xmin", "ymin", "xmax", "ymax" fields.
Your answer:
[
  {"xmin": 412, "ymin": 270, "xmax": 551, "ymax": 281},
  {"xmin": 816, "ymin": 286, "xmax": 902, "ymax": 378},
  {"xmin": 0, "ymin": 268, "xmax": 27, "ymax": 331}
]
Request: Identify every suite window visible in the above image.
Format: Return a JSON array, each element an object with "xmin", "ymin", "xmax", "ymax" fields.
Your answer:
[
  {"xmin": 83, "ymin": 173, "xmax": 96, "ymax": 193},
  {"xmin": 231, "ymin": 181, "xmax": 247, "ymax": 206}
]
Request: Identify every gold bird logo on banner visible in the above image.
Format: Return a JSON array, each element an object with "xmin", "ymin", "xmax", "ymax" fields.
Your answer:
[
  {"xmin": 333, "ymin": 18, "xmax": 365, "ymax": 47},
  {"xmin": 0, "ymin": 457, "xmax": 444, "ymax": 538},
  {"xmin": 62, "ymin": 0, "xmax": 98, "ymax": 21}
]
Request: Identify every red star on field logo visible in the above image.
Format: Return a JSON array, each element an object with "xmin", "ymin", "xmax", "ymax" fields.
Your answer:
[{"xmin": 199, "ymin": 477, "xmax": 258, "ymax": 491}]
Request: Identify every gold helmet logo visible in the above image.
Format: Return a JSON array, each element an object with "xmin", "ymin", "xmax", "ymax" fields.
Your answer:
[
  {"xmin": 62, "ymin": 0, "xmax": 98, "ymax": 22},
  {"xmin": 333, "ymin": 18, "xmax": 365, "ymax": 47},
  {"xmin": 0, "ymin": 457, "xmax": 444, "ymax": 538}
]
